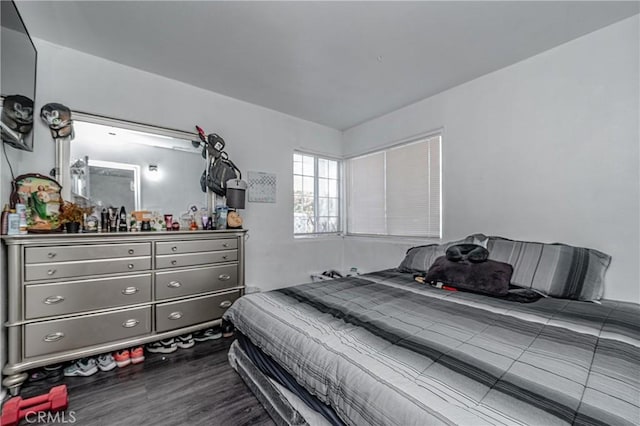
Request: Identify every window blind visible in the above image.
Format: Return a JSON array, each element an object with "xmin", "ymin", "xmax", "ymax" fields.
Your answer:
[
  {"xmin": 347, "ymin": 135, "xmax": 441, "ymax": 237},
  {"xmin": 347, "ymin": 151, "xmax": 386, "ymax": 234}
]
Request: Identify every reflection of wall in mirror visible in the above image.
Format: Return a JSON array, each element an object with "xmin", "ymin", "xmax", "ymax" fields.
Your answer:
[{"xmin": 70, "ymin": 133, "xmax": 206, "ymax": 216}]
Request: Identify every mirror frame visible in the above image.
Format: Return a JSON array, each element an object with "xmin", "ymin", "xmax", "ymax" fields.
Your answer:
[{"xmin": 55, "ymin": 111, "xmax": 212, "ymax": 212}]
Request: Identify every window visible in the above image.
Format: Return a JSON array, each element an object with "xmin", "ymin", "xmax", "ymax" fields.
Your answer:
[
  {"xmin": 347, "ymin": 134, "xmax": 441, "ymax": 238},
  {"xmin": 293, "ymin": 152, "xmax": 340, "ymax": 235}
]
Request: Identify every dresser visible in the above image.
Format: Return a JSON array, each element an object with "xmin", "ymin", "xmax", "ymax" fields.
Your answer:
[{"xmin": 1, "ymin": 230, "xmax": 246, "ymax": 395}]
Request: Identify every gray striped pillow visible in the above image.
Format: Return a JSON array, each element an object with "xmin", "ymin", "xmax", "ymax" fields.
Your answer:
[
  {"xmin": 486, "ymin": 237, "xmax": 611, "ymax": 301},
  {"xmin": 397, "ymin": 244, "xmax": 443, "ymax": 273}
]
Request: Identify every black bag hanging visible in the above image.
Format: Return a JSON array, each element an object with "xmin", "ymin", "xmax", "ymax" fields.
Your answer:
[{"xmin": 204, "ymin": 152, "xmax": 241, "ymax": 196}]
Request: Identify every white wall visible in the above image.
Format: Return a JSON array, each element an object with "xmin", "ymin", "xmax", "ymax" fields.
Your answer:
[
  {"xmin": 342, "ymin": 16, "xmax": 640, "ymax": 303},
  {"xmin": 1, "ymin": 38, "xmax": 344, "ymax": 292}
]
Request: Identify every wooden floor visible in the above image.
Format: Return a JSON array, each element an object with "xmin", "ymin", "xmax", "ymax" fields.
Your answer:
[{"xmin": 17, "ymin": 337, "xmax": 275, "ymax": 426}]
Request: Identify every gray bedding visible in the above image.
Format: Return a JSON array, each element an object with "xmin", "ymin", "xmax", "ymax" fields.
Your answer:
[{"xmin": 224, "ymin": 270, "xmax": 640, "ymax": 426}]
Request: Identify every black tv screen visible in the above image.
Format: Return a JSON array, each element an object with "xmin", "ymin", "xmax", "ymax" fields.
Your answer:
[{"xmin": 1, "ymin": 0, "xmax": 37, "ymax": 151}]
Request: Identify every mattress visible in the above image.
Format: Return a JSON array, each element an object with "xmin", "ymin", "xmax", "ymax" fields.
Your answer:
[
  {"xmin": 228, "ymin": 338, "xmax": 332, "ymax": 426},
  {"xmin": 224, "ymin": 269, "xmax": 640, "ymax": 425}
]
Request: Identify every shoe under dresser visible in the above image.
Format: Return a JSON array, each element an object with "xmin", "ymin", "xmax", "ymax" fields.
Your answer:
[{"xmin": 1, "ymin": 229, "xmax": 246, "ymax": 395}]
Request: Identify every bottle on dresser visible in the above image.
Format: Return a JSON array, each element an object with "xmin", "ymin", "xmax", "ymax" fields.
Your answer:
[
  {"xmin": 7, "ymin": 209, "xmax": 20, "ymax": 235},
  {"xmin": 1, "ymin": 204, "xmax": 10, "ymax": 234},
  {"xmin": 15, "ymin": 203, "xmax": 28, "ymax": 234},
  {"xmin": 101, "ymin": 208, "xmax": 108, "ymax": 232},
  {"xmin": 118, "ymin": 206, "xmax": 128, "ymax": 232}
]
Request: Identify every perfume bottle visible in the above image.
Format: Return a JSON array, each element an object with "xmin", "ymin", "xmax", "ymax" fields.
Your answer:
[{"xmin": 118, "ymin": 206, "xmax": 128, "ymax": 232}]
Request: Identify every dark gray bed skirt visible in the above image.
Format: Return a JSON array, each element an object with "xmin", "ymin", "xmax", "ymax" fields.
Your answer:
[{"xmin": 228, "ymin": 339, "xmax": 313, "ymax": 426}]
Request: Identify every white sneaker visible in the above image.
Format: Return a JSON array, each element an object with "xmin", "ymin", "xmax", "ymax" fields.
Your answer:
[
  {"xmin": 64, "ymin": 358, "xmax": 98, "ymax": 377},
  {"xmin": 97, "ymin": 354, "xmax": 117, "ymax": 372}
]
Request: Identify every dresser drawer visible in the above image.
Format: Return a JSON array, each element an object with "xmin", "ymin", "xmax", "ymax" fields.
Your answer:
[
  {"xmin": 24, "ymin": 307, "xmax": 151, "ymax": 358},
  {"xmin": 25, "ymin": 243, "xmax": 151, "ymax": 264},
  {"xmin": 155, "ymin": 265, "xmax": 238, "ymax": 300},
  {"xmin": 155, "ymin": 250, "xmax": 237, "ymax": 270},
  {"xmin": 155, "ymin": 291, "xmax": 240, "ymax": 332},
  {"xmin": 155, "ymin": 238, "xmax": 237, "ymax": 255},
  {"xmin": 25, "ymin": 257, "xmax": 151, "ymax": 281},
  {"xmin": 25, "ymin": 274, "xmax": 152, "ymax": 319}
]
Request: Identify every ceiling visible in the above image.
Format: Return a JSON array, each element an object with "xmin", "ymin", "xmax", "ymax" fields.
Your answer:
[{"xmin": 15, "ymin": 1, "xmax": 640, "ymax": 130}]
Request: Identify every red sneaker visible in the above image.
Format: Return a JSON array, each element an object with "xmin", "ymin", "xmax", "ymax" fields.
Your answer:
[
  {"xmin": 113, "ymin": 349, "xmax": 131, "ymax": 368},
  {"xmin": 130, "ymin": 346, "xmax": 145, "ymax": 364}
]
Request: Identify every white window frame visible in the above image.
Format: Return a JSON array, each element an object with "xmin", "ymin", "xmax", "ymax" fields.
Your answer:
[
  {"xmin": 345, "ymin": 131, "xmax": 442, "ymax": 239},
  {"xmin": 293, "ymin": 151, "xmax": 342, "ymax": 236}
]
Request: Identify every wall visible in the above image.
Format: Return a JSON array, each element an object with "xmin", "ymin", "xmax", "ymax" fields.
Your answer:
[{"xmin": 342, "ymin": 16, "xmax": 640, "ymax": 303}]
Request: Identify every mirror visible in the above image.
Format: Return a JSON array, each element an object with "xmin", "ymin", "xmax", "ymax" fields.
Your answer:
[{"xmin": 60, "ymin": 117, "xmax": 208, "ymax": 219}]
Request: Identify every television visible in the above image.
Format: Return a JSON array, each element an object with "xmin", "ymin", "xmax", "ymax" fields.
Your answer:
[{"xmin": 1, "ymin": 0, "xmax": 37, "ymax": 151}]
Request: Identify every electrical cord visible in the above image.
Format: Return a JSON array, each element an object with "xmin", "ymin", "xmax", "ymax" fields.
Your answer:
[{"xmin": 2, "ymin": 142, "xmax": 16, "ymax": 181}]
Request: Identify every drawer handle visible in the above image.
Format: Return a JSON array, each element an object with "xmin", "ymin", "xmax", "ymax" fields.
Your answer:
[
  {"xmin": 122, "ymin": 286, "xmax": 139, "ymax": 295},
  {"xmin": 122, "ymin": 319, "xmax": 140, "ymax": 328},
  {"xmin": 43, "ymin": 295, "xmax": 65, "ymax": 305},
  {"xmin": 222, "ymin": 255, "xmax": 228, "ymax": 260},
  {"xmin": 47, "ymin": 269, "xmax": 57, "ymax": 276},
  {"xmin": 167, "ymin": 281, "xmax": 182, "ymax": 288},
  {"xmin": 128, "ymin": 264, "xmax": 135, "ymax": 269},
  {"xmin": 43, "ymin": 332, "xmax": 65, "ymax": 342},
  {"xmin": 222, "ymin": 243, "xmax": 229, "ymax": 248},
  {"xmin": 218, "ymin": 274, "xmax": 231, "ymax": 281},
  {"xmin": 171, "ymin": 260, "xmax": 177, "ymax": 266},
  {"xmin": 128, "ymin": 249, "xmax": 135, "ymax": 255},
  {"xmin": 219, "ymin": 300, "xmax": 232, "ymax": 308},
  {"xmin": 47, "ymin": 252, "xmax": 57, "ymax": 259},
  {"xmin": 171, "ymin": 246, "xmax": 178, "ymax": 252},
  {"xmin": 168, "ymin": 311, "xmax": 183, "ymax": 320}
]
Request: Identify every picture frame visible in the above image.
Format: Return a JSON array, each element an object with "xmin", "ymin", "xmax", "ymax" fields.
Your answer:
[{"xmin": 10, "ymin": 173, "xmax": 63, "ymax": 233}]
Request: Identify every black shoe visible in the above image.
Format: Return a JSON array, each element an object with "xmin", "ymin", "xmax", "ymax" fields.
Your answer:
[
  {"xmin": 193, "ymin": 327, "xmax": 222, "ymax": 342},
  {"xmin": 221, "ymin": 319, "xmax": 234, "ymax": 338},
  {"xmin": 146, "ymin": 339, "xmax": 178, "ymax": 354},
  {"xmin": 175, "ymin": 334, "xmax": 195, "ymax": 349},
  {"xmin": 28, "ymin": 364, "xmax": 63, "ymax": 382}
]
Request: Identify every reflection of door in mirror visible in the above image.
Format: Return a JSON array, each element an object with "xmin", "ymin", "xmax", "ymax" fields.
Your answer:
[
  {"xmin": 66, "ymin": 117, "xmax": 206, "ymax": 216},
  {"xmin": 85, "ymin": 160, "xmax": 140, "ymax": 213}
]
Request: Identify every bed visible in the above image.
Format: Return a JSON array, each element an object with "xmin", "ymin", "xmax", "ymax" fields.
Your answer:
[{"xmin": 224, "ymin": 237, "xmax": 640, "ymax": 426}]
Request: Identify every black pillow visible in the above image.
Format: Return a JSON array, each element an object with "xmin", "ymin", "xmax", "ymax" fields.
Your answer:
[{"xmin": 424, "ymin": 256, "xmax": 513, "ymax": 296}]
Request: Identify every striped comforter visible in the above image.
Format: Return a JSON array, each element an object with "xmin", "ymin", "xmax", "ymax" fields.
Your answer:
[{"xmin": 224, "ymin": 270, "xmax": 640, "ymax": 426}]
